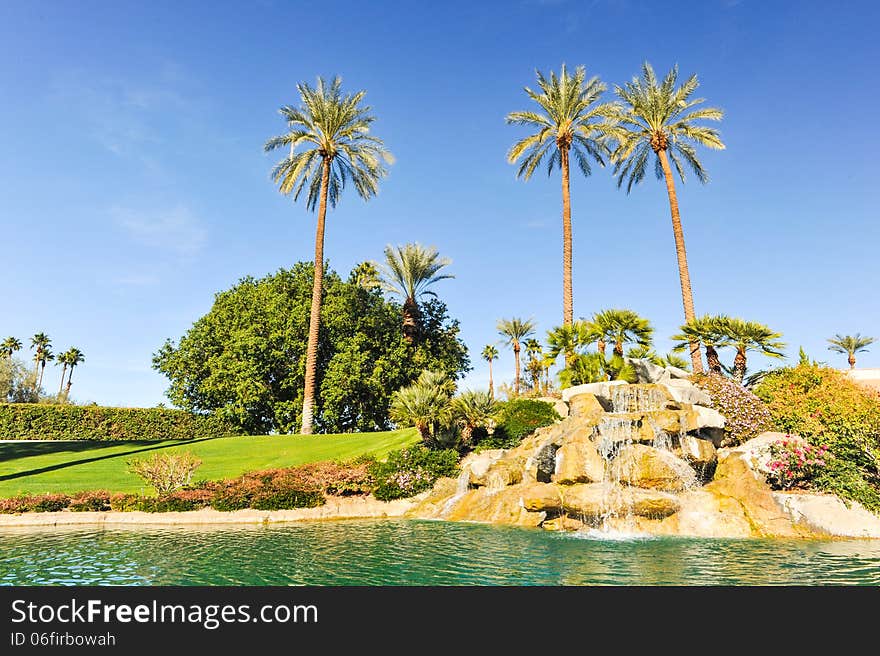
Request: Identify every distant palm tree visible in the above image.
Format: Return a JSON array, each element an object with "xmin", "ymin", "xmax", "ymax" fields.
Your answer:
[
  {"xmin": 591, "ymin": 309, "xmax": 653, "ymax": 357},
  {"xmin": 827, "ymin": 333, "xmax": 876, "ymax": 369},
  {"xmin": 524, "ymin": 338, "xmax": 545, "ymax": 393},
  {"xmin": 30, "ymin": 332, "xmax": 51, "ymax": 381},
  {"xmin": 56, "ymin": 350, "xmax": 71, "ymax": 395},
  {"xmin": 497, "ymin": 317, "xmax": 536, "ymax": 395},
  {"xmin": 378, "ymin": 243, "xmax": 453, "ymax": 343},
  {"xmin": 672, "ymin": 314, "xmax": 730, "ymax": 374},
  {"xmin": 546, "ymin": 321, "xmax": 591, "ymax": 367},
  {"xmin": 1, "ymin": 336, "xmax": 22, "ymax": 360},
  {"xmin": 264, "ymin": 75, "xmax": 393, "ymax": 434},
  {"xmin": 506, "ymin": 64, "xmax": 617, "ymax": 339},
  {"xmin": 609, "ymin": 63, "xmax": 725, "ymax": 374},
  {"xmin": 63, "ymin": 347, "xmax": 85, "ymax": 397},
  {"xmin": 481, "ymin": 345, "xmax": 499, "ymax": 400},
  {"xmin": 37, "ymin": 347, "xmax": 54, "ymax": 390},
  {"xmin": 720, "ymin": 319, "xmax": 785, "ymax": 383}
]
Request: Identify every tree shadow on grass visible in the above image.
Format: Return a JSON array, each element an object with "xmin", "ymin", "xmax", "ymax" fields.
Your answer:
[{"xmin": 0, "ymin": 437, "xmax": 224, "ymax": 482}]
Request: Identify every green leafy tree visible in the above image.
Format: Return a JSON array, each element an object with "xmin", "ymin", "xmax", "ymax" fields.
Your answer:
[
  {"xmin": 827, "ymin": 333, "xmax": 875, "ymax": 369},
  {"xmin": 377, "ymin": 243, "xmax": 453, "ymax": 343},
  {"xmin": 609, "ymin": 62, "xmax": 725, "ymax": 374},
  {"xmin": 720, "ymin": 318, "xmax": 786, "ymax": 384},
  {"xmin": 264, "ymin": 75, "xmax": 393, "ymax": 434},
  {"xmin": 152, "ymin": 264, "xmax": 469, "ymax": 434},
  {"xmin": 506, "ymin": 65, "xmax": 616, "ymax": 346},
  {"xmin": 497, "ymin": 317, "xmax": 536, "ymax": 396},
  {"xmin": 672, "ymin": 314, "xmax": 730, "ymax": 374},
  {"xmin": 1, "ymin": 337, "xmax": 22, "ymax": 360},
  {"xmin": 481, "ymin": 345, "xmax": 499, "ymax": 400}
]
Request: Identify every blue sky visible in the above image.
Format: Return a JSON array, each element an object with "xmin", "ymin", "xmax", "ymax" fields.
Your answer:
[{"xmin": 1, "ymin": 0, "xmax": 878, "ymax": 407}]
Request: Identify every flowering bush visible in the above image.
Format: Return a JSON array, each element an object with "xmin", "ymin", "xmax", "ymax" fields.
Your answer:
[
  {"xmin": 766, "ymin": 437, "xmax": 830, "ymax": 490},
  {"xmin": 369, "ymin": 446, "xmax": 460, "ymax": 501},
  {"xmin": 693, "ymin": 373, "xmax": 773, "ymax": 446}
]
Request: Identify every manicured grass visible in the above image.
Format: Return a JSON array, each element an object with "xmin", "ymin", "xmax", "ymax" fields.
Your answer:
[{"xmin": 0, "ymin": 429, "xmax": 419, "ymax": 497}]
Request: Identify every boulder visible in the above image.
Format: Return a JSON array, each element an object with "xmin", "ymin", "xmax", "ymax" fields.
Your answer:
[
  {"xmin": 676, "ymin": 434, "xmax": 717, "ymax": 480},
  {"xmin": 540, "ymin": 516, "xmax": 585, "ymax": 532},
  {"xmin": 628, "ymin": 358, "xmax": 669, "ymax": 384},
  {"xmin": 561, "ymin": 482, "xmax": 680, "ymax": 519},
  {"xmin": 662, "ymin": 380, "xmax": 711, "ymax": 406},
  {"xmin": 460, "ymin": 449, "xmax": 505, "ymax": 487},
  {"xmin": 561, "ymin": 380, "xmax": 628, "ymax": 409},
  {"xmin": 553, "ymin": 437, "xmax": 606, "ymax": 485},
  {"xmin": 568, "ymin": 393, "xmax": 605, "ymax": 421},
  {"xmin": 772, "ymin": 493, "xmax": 880, "ymax": 538},
  {"xmin": 523, "ymin": 442, "xmax": 559, "ymax": 484},
  {"xmin": 419, "ymin": 486, "xmax": 546, "ymax": 527},
  {"xmin": 482, "ymin": 458, "xmax": 523, "ymax": 489},
  {"xmin": 693, "ymin": 405, "xmax": 725, "ymax": 430},
  {"xmin": 609, "ymin": 383, "xmax": 674, "ymax": 413},
  {"xmin": 609, "ymin": 444, "xmax": 697, "ymax": 492},
  {"xmin": 520, "ymin": 482, "xmax": 564, "ymax": 512},
  {"xmin": 533, "ymin": 396, "xmax": 569, "ymax": 419}
]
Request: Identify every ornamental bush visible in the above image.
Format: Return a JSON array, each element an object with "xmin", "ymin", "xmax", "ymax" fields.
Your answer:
[
  {"xmin": 369, "ymin": 446, "xmax": 460, "ymax": 501},
  {"xmin": 475, "ymin": 399, "xmax": 560, "ymax": 450},
  {"xmin": 766, "ymin": 437, "xmax": 830, "ymax": 490},
  {"xmin": 127, "ymin": 451, "xmax": 203, "ymax": 495},
  {"xmin": 692, "ymin": 373, "xmax": 773, "ymax": 446}
]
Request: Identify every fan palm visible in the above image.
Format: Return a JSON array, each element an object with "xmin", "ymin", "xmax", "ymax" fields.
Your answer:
[
  {"xmin": 672, "ymin": 314, "xmax": 730, "ymax": 374},
  {"xmin": 389, "ymin": 370, "xmax": 453, "ymax": 445},
  {"xmin": 2, "ymin": 337, "xmax": 22, "ymax": 360},
  {"xmin": 497, "ymin": 317, "xmax": 536, "ymax": 395},
  {"xmin": 264, "ymin": 75, "xmax": 392, "ymax": 434},
  {"xmin": 451, "ymin": 390, "xmax": 498, "ymax": 444},
  {"xmin": 506, "ymin": 64, "xmax": 616, "ymax": 339},
  {"xmin": 559, "ymin": 352, "xmax": 606, "ymax": 388},
  {"xmin": 62, "ymin": 347, "xmax": 84, "ymax": 397},
  {"xmin": 608, "ymin": 62, "xmax": 725, "ymax": 374},
  {"xmin": 56, "ymin": 350, "xmax": 71, "ymax": 395},
  {"xmin": 546, "ymin": 320, "xmax": 592, "ymax": 367},
  {"xmin": 720, "ymin": 319, "xmax": 785, "ymax": 384},
  {"xmin": 481, "ymin": 345, "xmax": 499, "ymax": 400},
  {"xmin": 378, "ymin": 243, "xmax": 453, "ymax": 343},
  {"xmin": 827, "ymin": 333, "xmax": 875, "ymax": 369},
  {"xmin": 590, "ymin": 309, "xmax": 653, "ymax": 357}
]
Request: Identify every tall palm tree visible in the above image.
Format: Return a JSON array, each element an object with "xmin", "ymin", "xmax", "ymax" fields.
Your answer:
[
  {"xmin": 506, "ymin": 64, "xmax": 617, "ymax": 343},
  {"xmin": 264, "ymin": 75, "xmax": 393, "ymax": 434},
  {"xmin": 63, "ymin": 347, "xmax": 84, "ymax": 397},
  {"xmin": 524, "ymin": 338, "xmax": 545, "ymax": 393},
  {"xmin": 481, "ymin": 345, "xmax": 499, "ymax": 400},
  {"xmin": 30, "ymin": 333, "xmax": 51, "ymax": 380},
  {"xmin": 671, "ymin": 314, "xmax": 730, "ymax": 374},
  {"xmin": 720, "ymin": 319, "xmax": 785, "ymax": 384},
  {"xmin": 827, "ymin": 333, "xmax": 876, "ymax": 369},
  {"xmin": 591, "ymin": 309, "xmax": 653, "ymax": 357},
  {"xmin": 1, "ymin": 337, "xmax": 22, "ymax": 360},
  {"xmin": 56, "ymin": 350, "xmax": 71, "ymax": 395},
  {"xmin": 37, "ymin": 347, "xmax": 54, "ymax": 390},
  {"xmin": 609, "ymin": 62, "xmax": 725, "ymax": 374},
  {"xmin": 497, "ymin": 317, "xmax": 536, "ymax": 396},
  {"xmin": 378, "ymin": 243, "xmax": 453, "ymax": 343}
]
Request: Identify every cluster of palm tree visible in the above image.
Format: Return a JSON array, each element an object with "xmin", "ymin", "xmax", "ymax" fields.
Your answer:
[
  {"xmin": 389, "ymin": 370, "xmax": 496, "ymax": 448},
  {"xmin": 507, "ymin": 62, "xmax": 724, "ymax": 374},
  {"xmin": 827, "ymin": 334, "xmax": 875, "ymax": 369},
  {"xmin": 671, "ymin": 315, "xmax": 785, "ymax": 383},
  {"xmin": 1, "ymin": 333, "xmax": 84, "ymax": 400}
]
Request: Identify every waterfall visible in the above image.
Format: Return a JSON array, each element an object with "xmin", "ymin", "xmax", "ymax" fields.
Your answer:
[{"xmin": 610, "ymin": 385, "xmax": 667, "ymax": 413}]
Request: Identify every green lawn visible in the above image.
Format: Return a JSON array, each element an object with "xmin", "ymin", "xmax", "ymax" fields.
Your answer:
[{"xmin": 0, "ymin": 429, "xmax": 419, "ymax": 497}]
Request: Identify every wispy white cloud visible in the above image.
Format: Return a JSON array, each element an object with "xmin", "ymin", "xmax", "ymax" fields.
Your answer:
[{"xmin": 112, "ymin": 205, "xmax": 207, "ymax": 257}]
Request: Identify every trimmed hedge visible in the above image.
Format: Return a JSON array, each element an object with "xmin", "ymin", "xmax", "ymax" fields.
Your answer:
[{"xmin": 0, "ymin": 403, "xmax": 242, "ymax": 441}]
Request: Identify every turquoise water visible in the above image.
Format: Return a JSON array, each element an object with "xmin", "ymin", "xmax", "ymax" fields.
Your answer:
[{"xmin": 2, "ymin": 519, "xmax": 879, "ymax": 585}]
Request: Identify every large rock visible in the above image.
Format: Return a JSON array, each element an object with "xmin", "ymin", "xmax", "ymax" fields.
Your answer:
[
  {"xmin": 676, "ymin": 434, "xmax": 717, "ymax": 480},
  {"xmin": 540, "ymin": 516, "xmax": 585, "ymax": 532},
  {"xmin": 627, "ymin": 358, "xmax": 691, "ymax": 384},
  {"xmin": 561, "ymin": 380, "xmax": 628, "ymax": 409},
  {"xmin": 483, "ymin": 458, "xmax": 523, "ymax": 489},
  {"xmin": 417, "ymin": 486, "xmax": 546, "ymax": 527},
  {"xmin": 732, "ymin": 432, "xmax": 807, "ymax": 477},
  {"xmin": 561, "ymin": 482, "xmax": 680, "ymax": 519},
  {"xmin": 693, "ymin": 405, "xmax": 725, "ymax": 430},
  {"xmin": 520, "ymin": 482, "xmax": 564, "ymax": 512},
  {"xmin": 772, "ymin": 493, "xmax": 880, "ymax": 538},
  {"xmin": 553, "ymin": 437, "xmax": 606, "ymax": 484},
  {"xmin": 568, "ymin": 393, "xmax": 605, "ymax": 421},
  {"xmin": 460, "ymin": 449, "xmax": 506, "ymax": 487},
  {"xmin": 609, "ymin": 384, "xmax": 674, "ymax": 413},
  {"xmin": 523, "ymin": 442, "xmax": 559, "ymax": 484},
  {"xmin": 609, "ymin": 444, "xmax": 697, "ymax": 492},
  {"xmin": 662, "ymin": 379, "xmax": 711, "ymax": 406}
]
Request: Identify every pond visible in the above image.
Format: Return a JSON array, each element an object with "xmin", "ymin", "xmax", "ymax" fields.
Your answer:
[{"xmin": 2, "ymin": 519, "xmax": 879, "ymax": 585}]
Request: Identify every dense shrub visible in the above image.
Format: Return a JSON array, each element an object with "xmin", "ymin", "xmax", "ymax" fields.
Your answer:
[
  {"xmin": 692, "ymin": 373, "xmax": 773, "ymax": 446},
  {"xmin": 369, "ymin": 446, "xmax": 460, "ymax": 501},
  {"xmin": 0, "ymin": 494, "xmax": 70, "ymax": 513},
  {"xmin": 127, "ymin": 451, "xmax": 203, "ymax": 494},
  {"xmin": 110, "ymin": 489, "xmax": 214, "ymax": 512},
  {"xmin": 209, "ymin": 468, "xmax": 326, "ymax": 511},
  {"xmin": 754, "ymin": 364, "xmax": 880, "ymax": 512},
  {"xmin": 475, "ymin": 399, "xmax": 559, "ymax": 450},
  {"xmin": 68, "ymin": 490, "xmax": 112, "ymax": 512},
  {"xmin": 0, "ymin": 403, "xmax": 241, "ymax": 441},
  {"xmin": 766, "ymin": 437, "xmax": 830, "ymax": 490}
]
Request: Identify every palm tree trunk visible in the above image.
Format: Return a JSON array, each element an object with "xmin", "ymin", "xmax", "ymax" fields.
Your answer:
[
  {"xmin": 597, "ymin": 339, "xmax": 606, "ymax": 358},
  {"xmin": 38, "ymin": 361, "xmax": 46, "ymax": 389},
  {"xmin": 848, "ymin": 353, "xmax": 856, "ymax": 369},
  {"xmin": 614, "ymin": 340, "xmax": 624, "ymax": 357},
  {"xmin": 513, "ymin": 344, "xmax": 521, "ymax": 396},
  {"xmin": 402, "ymin": 296, "xmax": 420, "ymax": 344},
  {"xmin": 733, "ymin": 347, "xmax": 747, "ymax": 383},
  {"xmin": 560, "ymin": 147, "xmax": 573, "ymax": 367},
  {"xmin": 705, "ymin": 345, "xmax": 722, "ymax": 374},
  {"xmin": 59, "ymin": 364, "xmax": 68, "ymax": 395},
  {"xmin": 300, "ymin": 158, "xmax": 331, "ymax": 435},
  {"xmin": 65, "ymin": 366, "xmax": 75, "ymax": 395},
  {"xmin": 488, "ymin": 359, "xmax": 494, "ymax": 400},
  {"xmin": 658, "ymin": 149, "xmax": 703, "ymax": 375}
]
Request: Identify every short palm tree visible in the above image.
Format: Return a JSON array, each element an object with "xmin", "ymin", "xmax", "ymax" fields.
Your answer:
[
  {"xmin": 506, "ymin": 64, "xmax": 616, "ymax": 339},
  {"xmin": 63, "ymin": 347, "xmax": 84, "ymax": 397},
  {"xmin": 559, "ymin": 352, "xmax": 606, "ymax": 388},
  {"xmin": 609, "ymin": 62, "xmax": 725, "ymax": 374},
  {"xmin": 378, "ymin": 243, "xmax": 453, "ymax": 343},
  {"xmin": 497, "ymin": 317, "xmax": 536, "ymax": 395},
  {"xmin": 1, "ymin": 337, "xmax": 22, "ymax": 360},
  {"xmin": 264, "ymin": 75, "xmax": 392, "ymax": 434},
  {"xmin": 671, "ymin": 314, "xmax": 730, "ymax": 374},
  {"xmin": 720, "ymin": 319, "xmax": 785, "ymax": 383},
  {"xmin": 591, "ymin": 309, "xmax": 653, "ymax": 357},
  {"xmin": 451, "ymin": 390, "xmax": 497, "ymax": 444},
  {"xmin": 30, "ymin": 332, "xmax": 51, "ymax": 380},
  {"xmin": 546, "ymin": 320, "xmax": 592, "ymax": 367},
  {"xmin": 481, "ymin": 345, "xmax": 499, "ymax": 400},
  {"xmin": 389, "ymin": 370, "xmax": 453, "ymax": 445},
  {"xmin": 827, "ymin": 333, "xmax": 875, "ymax": 369}
]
